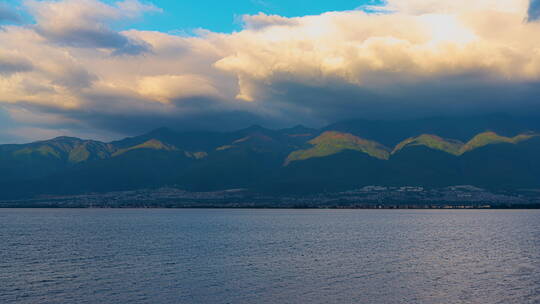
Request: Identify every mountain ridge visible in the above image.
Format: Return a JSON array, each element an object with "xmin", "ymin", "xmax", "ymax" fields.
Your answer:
[
  {"xmin": 1, "ymin": 115, "xmax": 540, "ymax": 199},
  {"xmin": 286, "ymin": 131, "xmax": 539, "ymax": 164}
]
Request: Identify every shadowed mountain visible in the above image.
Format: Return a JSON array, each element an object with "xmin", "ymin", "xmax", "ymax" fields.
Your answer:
[
  {"xmin": 111, "ymin": 127, "xmax": 231, "ymax": 151},
  {"xmin": 459, "ymin": 136, "xmax": 540, "ymax": 189},
  {"xmin": 1, "ymin": 115, "xmax": 540, "ymax": 199},
  {"xmin": 34, "ymin": 149, "xmax": 197, "ymax": 195},
  {"xmin": 275, "ymin": 150, "xmax": 388, "ymax": 193},
  {"xmin": 179, "ymin": 126, "xmax": 298, "ymax": 191},
  {"xmin": 0, "ymin": 137, "xmax": 115, "ymax": 183},
  {"xmin": 277, "ymin": 130, "xmax": 539, "ymax": 193},
  {"xmin": 7, "ymin": 136, "xmax": 115, "ymax": 163}
]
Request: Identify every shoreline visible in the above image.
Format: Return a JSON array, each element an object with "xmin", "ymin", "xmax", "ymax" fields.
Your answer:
[{"xmin": 2, "ymin": 204, "xmax": 540, "ymax": 210}]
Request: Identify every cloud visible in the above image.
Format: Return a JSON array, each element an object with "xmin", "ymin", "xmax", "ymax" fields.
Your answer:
[
  {"xmin": 25, "ymin": 0, "xmax": 158, "ymax": 55},
  {"xmin": 242, "ymin": 13, "xmax": 300, "ymax": 30},
  {"xmin": 2, "ymin": 0, "xmax": 540, "ymax": 142},
  {"xmin": 371, "ymin": 0, "xmax": 529, "ymax": 14},
  {"xmin": 215, "ymin": 7, "xmax": 540, "ymax": 102},
  {"xmin": 136, "ymin": 74, "xmax": 221, "ymax": 103},
  {"xmin": 0, "ymin": 54, "xmax": 33, "ymax": 75}
]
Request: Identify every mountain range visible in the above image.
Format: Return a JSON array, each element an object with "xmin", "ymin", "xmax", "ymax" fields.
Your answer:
[{"xmin": 1, "ymin": 114, "xmax": 540, "ymax": 199}]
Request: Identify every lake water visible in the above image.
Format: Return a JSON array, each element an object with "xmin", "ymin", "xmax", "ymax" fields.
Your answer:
[{"xmin": 1, "ymin": 209, "xmax": 539, "ymax": 304}]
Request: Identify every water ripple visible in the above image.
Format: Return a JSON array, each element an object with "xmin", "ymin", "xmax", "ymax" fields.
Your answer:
[{"xmin": 0, "ymin": 209, "xmax": 539, "ymax": 304}]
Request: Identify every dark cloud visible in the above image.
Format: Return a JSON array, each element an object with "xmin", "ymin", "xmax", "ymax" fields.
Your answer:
[
  {"xmin": 71, "ymin": 93, "xmax": 288, "ymax": 135},
  {"xmin": 75, "ymin": 109, "xmax": 284, "ymax": 136},
  {"xmin": 0, "ymin": 57, "xmax": 33, "ymax": 75},
  {"xmin": 254, "ymin": 75, "xmax": 540, "ymax": 127},
  {"xmin": 13, "ymin": 73, "xmax": 540, "ymax": 141},
  {"xmin": 7, "ymin": 96, "xmax": 287, "ymax": 139},
  {"xmin": 4, "ymin": 71, "xmax": 540, "ymax": 144},
  {"xmin": 528, "ymin": 0, "xmax": 540, "ymax": 21},
  {"xmin": 52, "ymin": 67, "xmax": 97, "ymax": 90},
  {"xmin": 36, "ymin": 26, "xmax": 151, "ymax": 55}
]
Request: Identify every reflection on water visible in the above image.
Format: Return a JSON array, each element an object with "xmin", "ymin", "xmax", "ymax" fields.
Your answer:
[{"xmin": 1, "ymin": 209, "xmax": 539, "ymax": 304}]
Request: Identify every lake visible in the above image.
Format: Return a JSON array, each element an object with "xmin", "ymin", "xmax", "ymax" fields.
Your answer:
[{"xmin": 1, "ymin": 209, "xmax": 539, "ymax": 303}]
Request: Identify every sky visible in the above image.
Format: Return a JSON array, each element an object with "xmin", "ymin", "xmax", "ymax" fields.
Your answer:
[
  {"xmin": 1, "ymin": 0, "xmax": 540, "ymax": 143},
  {"xmin": 3, "ymin": 0, "xmax": 382, "ymax": 32}
]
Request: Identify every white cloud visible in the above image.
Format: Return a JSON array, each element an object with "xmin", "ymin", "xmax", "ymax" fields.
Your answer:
[
  {"xmin": 214, "ymin": 6, "xmax": 540, "ymax": 101},
  {"xmin": 374, "ymin": 0, "xmax": 529, "ymax": 14}
]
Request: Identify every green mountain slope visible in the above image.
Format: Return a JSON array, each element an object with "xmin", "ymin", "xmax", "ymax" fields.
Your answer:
[
  {"xmin": 324, "ymin": 114, "xmax": 540, "ymax": 146},
  {"xmin": 460, "ymin": 132, "xmax": 537, "ymax": 154},
  {"xmin": 10, "ymin": 137, "xmax": 116, "ymax": 163},
  {"xmin": 391, "ymin": 132, "xmax": 538, "ymax": 157},
  {"xmin": 0, "ymin": 137, "xmax": 116, "ymax": 183},
  {"xmin": 393, "ymin": 135, "xmax": 464, "ymax": 156},
  {"xmin": 285, "ymin": 131, "xmax": 390, "ymax": 165},
  {"xmin": 112, "ymin": 139, "xmax": 177, "ymax": 157}
]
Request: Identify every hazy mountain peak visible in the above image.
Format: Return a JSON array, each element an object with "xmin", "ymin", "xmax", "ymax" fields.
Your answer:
[
  {"xmin": 147, "ymin": 127, "xmax": 177, "ymax": 135},
  {"xmin": 281, "ymin": 125, "xmax": 317, "ymax": 139},
  {"xmin": 283, "ymin": 124, "xmax": 313, "ymax": 132},
  {"xmin": 241, "ymin": 124, "xmax": 267, "ymax": 132},
  {"xmin": 49, "ymin": 136, "xmax": 84, "ymax": 142}
]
